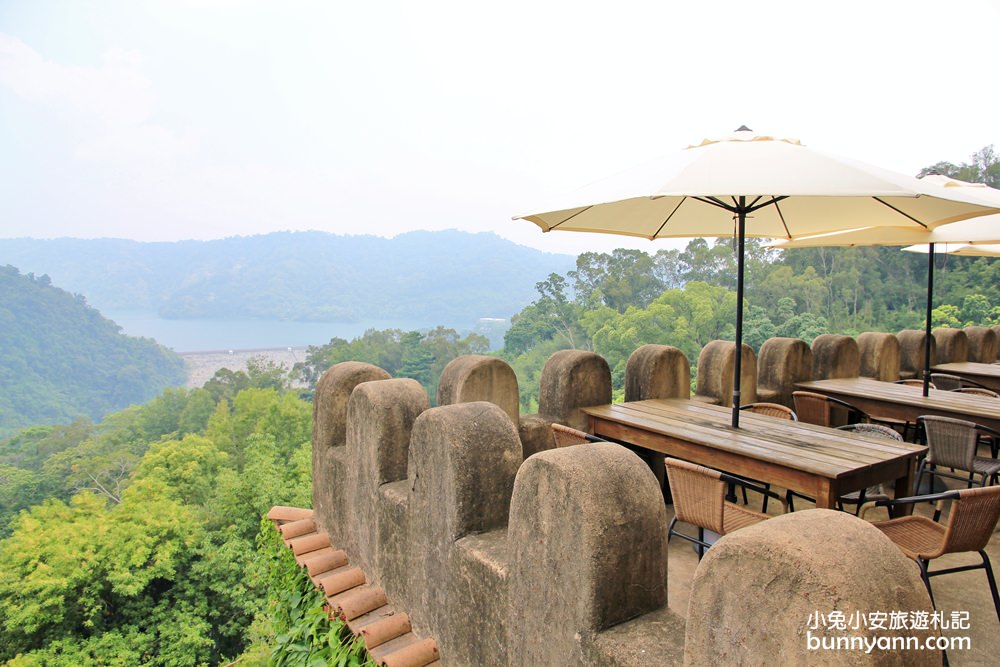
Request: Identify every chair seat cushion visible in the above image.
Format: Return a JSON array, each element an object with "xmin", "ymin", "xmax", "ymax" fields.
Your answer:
[
  {"xmin": 722, "ymin": 502, "xmax": 769, "ymax": 534},
  {"xmin": 871, "ymin": 516, "xmax": 946, "ymax": 560}
]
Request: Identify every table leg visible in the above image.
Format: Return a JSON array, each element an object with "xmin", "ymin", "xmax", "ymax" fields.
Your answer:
[
  {"xmin": 814, "ymin": 482, "xmax": 837, "ymax": 510},
  {"xmin": 890, "ymin": 458, "xmax": 918, "ymax": 518}
]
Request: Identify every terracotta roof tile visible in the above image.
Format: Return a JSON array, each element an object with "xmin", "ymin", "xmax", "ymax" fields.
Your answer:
[
  {"xmin": 278, "ymin": 518, "xmax": 316, "ymax": 539},
  {"xmin": 268, "ymin": 506, "xmax": 441, "ymax": 666},
  {"xmin": 318, "ymin": 566, "xmax": 366, "ymax": 596},
  {"xmin": 378, "ymin": 637, "xmax": 440, "ymax": 667},
  {"xmin": 287, "ymin": 532, "xmax": 330, "ymax": 557},
  {"xmin": 302, "ymin": 548, "xmax": 349, "ymax": 577},
  {"xmin": 358, "ymin": 612, "xmax": 411, "ymax": 649},
  {"xmin": 345, "ymin": 605, "xmax": 401, "ymax": 636},
  {"xmin": 267, "ymin": 506, "xmax": 314, "ymax": 522}
]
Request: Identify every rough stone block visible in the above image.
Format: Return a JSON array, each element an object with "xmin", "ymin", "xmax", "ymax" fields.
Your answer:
[
  {"xmin": 437, "ymin": 354, "xmax": 520, "ymax": 425},
  {"xmin": 756, "ymin": 337, "xmax": 812, "ymax": 408},
  {"xmin": 538, "ymin": 350, "xmax": 612, "ymax": 431},
  {"xmin": 312, "ymin": 362, "xmax": 391, "ymax": 540},
  {"xmin": 993, "ymin": 326, "xmax": 1000, "ymax": 360},
  {"xmin": 964, "ymin": 325, "xmax": 998, "ymax": 363},
  {"xmin": 345, "ymin": 378, "xmax": 429, "ymax": 585},
  {"xmin": 509, "ymin": 443, "xmax": 668, "ymax": 666},
  {"xmin": 897, "ymin": 330, "xmax": 936, "ymax": 380},
  {"xmin": 933, "ymin": 327, "xmax": 968, "ymax": 364},
  {"xmin": 684, "ymin": 510, "xmax": 936, "ymax": 666},
  {"xmin": 517, "ymin": 413, "xmax": 557, "ymax": 458},
  {"xmin": 857, "ymin": 332, "xmax": 900, "ymax": 382},
  {"xmin": 407, "ymin": 402, "xmax": 522, "ymax": 663},
  {"xmin": 811, "ymin": 334, "xmax": 860, "ymax": 380},
  {"xmin": 624, "ymin": 344, "xmax": 691, "ymax": 402},
  {"xmin": 694, "ymin": 340, "xmax": 757, "ymax": 407}
]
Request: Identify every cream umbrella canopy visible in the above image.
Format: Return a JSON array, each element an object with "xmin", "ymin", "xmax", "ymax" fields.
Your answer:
[
  {"xmin": 771, "ymin": 176, "xmax": 1000, "ymax": 396},
  {"xmin": 514, "ymin": 128, "xmax": 1000, "ymax": 427},
  {"xmin": 903, "ymin": 243, "xmax": 1000, "ymax": 256}
]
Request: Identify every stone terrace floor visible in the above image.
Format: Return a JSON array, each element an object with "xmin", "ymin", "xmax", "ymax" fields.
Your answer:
[{"xmin": 664, "ymin": 447, "xmax": 1000, "ymax": 667}]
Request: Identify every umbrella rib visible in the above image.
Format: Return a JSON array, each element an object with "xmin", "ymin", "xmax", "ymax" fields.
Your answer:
[
  {"xmin": 746, "ymin": 195, "xmax": 788, "ymax": 214},
  {"xmin": 650, "ymin": 197, "xmax": 688, "ymax": 238},
  {"xmin": 772, "ymin": 198, "xmax": 792, "ymax": 238},
  {"xmin": 873, "ymin": 197, "xmax": 930, "ymax": 229},
  {"xmin": 695, "ymin": 196, "xmax": 737, "ymax": 212},
  {"xmin": 548, "ymin": 205, "xmax": 595, "ymax": 231}
]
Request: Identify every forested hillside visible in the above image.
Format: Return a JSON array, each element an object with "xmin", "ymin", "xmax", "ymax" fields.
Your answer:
[
  {"xmin": 0, "ymin": 231, "xmax": 576, "ymax": 324},
  {"xmin": 0, "ymin": 366, "xmax": 314, "ymax": 664},
  {"xmin": 0, "ymin": 266, "xmax": 185, "ymax": 435}
]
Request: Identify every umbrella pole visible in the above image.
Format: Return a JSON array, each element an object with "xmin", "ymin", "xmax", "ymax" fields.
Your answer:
[
  {"xmin": 923, "ymin": 242, "xmax": 935, "ymax": 397},
  {"xmin": 732, "ymin": 202, "xmax": 747, "ymax": 428}
]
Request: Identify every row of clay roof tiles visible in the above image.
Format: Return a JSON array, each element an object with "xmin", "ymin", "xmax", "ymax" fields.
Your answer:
[{"xmin": 267, "ymin": 506, "xmax": 442, "ymax": 667}]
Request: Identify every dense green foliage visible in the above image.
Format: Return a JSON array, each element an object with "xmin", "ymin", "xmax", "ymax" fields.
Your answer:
[
  {"xmin": 0, "ymin": 231, "xmax": 575, "ymax": 324},
  {"xmin": 0, "ymin": 266, "xmax": 186, "ymax": 435},
  {"xmin": 244, "ymin": 517, "xmax": 373, "ymax": 667},
  {"xmin": 495, "ymin": 240, "xmax": 1000, "ymax": 407},
  {"xmin": 0, "ymin": 365, "xmax": 314, "ymax": 664},
  {"xmin": 294, "ymin": 326, "xmax": 491, "ymax": 402}
]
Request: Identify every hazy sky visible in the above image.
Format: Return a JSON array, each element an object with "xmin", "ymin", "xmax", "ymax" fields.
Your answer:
[{"xmin": 2, "ymin": 0, "xmax": 999, "ymax": 256}]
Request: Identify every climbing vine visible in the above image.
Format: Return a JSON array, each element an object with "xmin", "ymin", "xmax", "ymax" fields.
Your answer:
[{"xmin": 238, "ymin": 516, "xmax": 375, "ymax": 667}]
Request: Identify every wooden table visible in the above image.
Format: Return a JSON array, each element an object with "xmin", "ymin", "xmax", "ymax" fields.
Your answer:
[
  {"xmin": 931, "ymin": 362, "xmax": 1000, "ymax": 393},
  {"xmin": 581, "ymin": 398, "xmax": 926, "ymax": 511},
  {"xmin": 796, "ymin": 377, "xmax": 1000, "ymax": 432}
]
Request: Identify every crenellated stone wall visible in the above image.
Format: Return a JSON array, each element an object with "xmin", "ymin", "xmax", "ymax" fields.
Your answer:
[{"xmin": 310, "ymin": 340, "xmax": 935, "ymax": 666}]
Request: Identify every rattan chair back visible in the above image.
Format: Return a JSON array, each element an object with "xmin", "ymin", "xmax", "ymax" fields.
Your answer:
[
  {"xmin": 954, "ymin": 387, "xmax": 1000, "ymax": 398},
  {"xmin": 740, "ymin": 402, "xmax": 797, "ymax": 421},
  {"xmin": 836, "ymin": 423, "xmax": 903, "ymax": 441},
  {"xmin": 930, "ymin": 373, "xmax": 964, "ymax": 391},
  {"xmin": 550, "ymin": 423, "xmax": 595, "ymax": 448},
  {"xmin": 895, "ymin": 378, "xmax": 934, "ymax": 389},
  {"xmin": 664, "ymin": 458, "xmax": 725, "ymax": 534},
  {"xmin": 921, "ymin": 415, "xmax": 979, "ymax": 471},
  {"xmin": 942, "ymin": 486, "xmax": 1000, "ymax": 556},
  {"xmin": 792, "ymin": 391, "xmax": 834, "ymax": 426}
]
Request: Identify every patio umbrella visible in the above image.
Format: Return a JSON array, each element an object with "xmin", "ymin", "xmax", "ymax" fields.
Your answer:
[
  {"xmin": 902, "ymin": 242, "xmax": 1000, "ymax": 257},
  {"xmin": 514, "ymin": 127, "xmax": 1000, "ymax": 427},
  {"xmin": 772, "ymin": 176, "xmax": 1000, "ymax": 396}
]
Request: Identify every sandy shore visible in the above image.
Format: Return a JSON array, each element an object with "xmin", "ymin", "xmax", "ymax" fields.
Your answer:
[{"xmin": 180, "ymin": 347, "xmax": 310, "ymax": 389}]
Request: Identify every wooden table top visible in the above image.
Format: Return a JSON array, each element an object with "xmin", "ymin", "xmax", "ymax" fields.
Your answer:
[
  {"xmin": 582, "ymin": 398, "xmax": 925, "ymax": 481},
  {"xmin": 932, "ymin": 361, "xmax": 1000, "ymax": 380},
  {"xmin": 796, "ymin": 377, "xmax": 1000, "ymax": 427}
]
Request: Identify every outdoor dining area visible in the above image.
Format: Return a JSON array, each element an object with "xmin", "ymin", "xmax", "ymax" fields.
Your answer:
[
  {"xmin": 303, "ymin": 127, "xmax": 1000, "ymax": 665},
  {"xmin": 539, "ymin": 325, "xmax": 1000, "ymax": 665},
  {"xmin": 509, "ymin": 127, "xmax": 1000, "ymax": 663}
]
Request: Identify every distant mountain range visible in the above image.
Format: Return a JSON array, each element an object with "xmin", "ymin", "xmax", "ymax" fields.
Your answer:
[{"xmin": 0, "ymin": 231, "xmax": 576, "ymax": 324}]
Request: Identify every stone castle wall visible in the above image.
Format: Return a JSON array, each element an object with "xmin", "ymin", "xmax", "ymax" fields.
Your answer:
[{"xmin": 310, "ymin": 337, "xmax": 938, "ymax": 665}]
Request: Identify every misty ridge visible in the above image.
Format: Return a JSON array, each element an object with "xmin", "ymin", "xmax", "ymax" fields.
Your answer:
[{"xmin": 0, "ymin": 230, "xmax": 576, "ymax": 324}]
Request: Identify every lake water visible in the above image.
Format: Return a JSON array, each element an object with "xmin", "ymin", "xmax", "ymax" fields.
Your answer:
[{"xmin": 104, "ymin": 310, "xmax": 467, "ymax": 353}]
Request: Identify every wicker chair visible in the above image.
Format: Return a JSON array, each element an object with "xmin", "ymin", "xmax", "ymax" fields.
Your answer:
[
  {"xmin": 954, "ymin": 386, "xmax": 1000, "ymax": 398},
  {"xmin": 550, "ymin": 423, "xmax": 603, "ymax": 448},
  {"xmin": 739, "ymin": 402, "xmax": 798, "ymax": 421},
  {"xmin": 917, "ymin": 416, "xmax": 1000, "ymax": 492},
  {"xmin": 738, "ymin": 402, "xmax": 796, "ymax": 511},
  {"xmin": 895, "ymin": 378, "xmax": 935, "ymax": 389},
  {"xmin": 930, "ymin": 372, "xmax": 992, "ymax": 392},
  {"xmin": 867, "ymin": 486, "xmax": 1000, "ymax": 623},
  {"xmin": 929, "ymin": 373, "xmax": 964, "ymax": 391},
  {"xmin": 833, "ymin": 424, "xmax": 903, "ymax": 514},
  {"xmin": 792, "ymin": 390, "xmax": 867, "ymax": 428},
  {"xmin": 664, "ymin": 457, "xmax": 785, "ymax": 559}
]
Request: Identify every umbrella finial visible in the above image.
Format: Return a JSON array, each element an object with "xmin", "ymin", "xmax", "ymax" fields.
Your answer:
[{"xmin": 735, "ymin": 125, "xmax": 752, "ymax": 132}]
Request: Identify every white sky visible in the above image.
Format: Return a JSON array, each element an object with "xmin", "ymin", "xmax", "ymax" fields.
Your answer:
[{"xmin": 1, "ymin": 0, "xmax": 998, "ymax": 256}]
